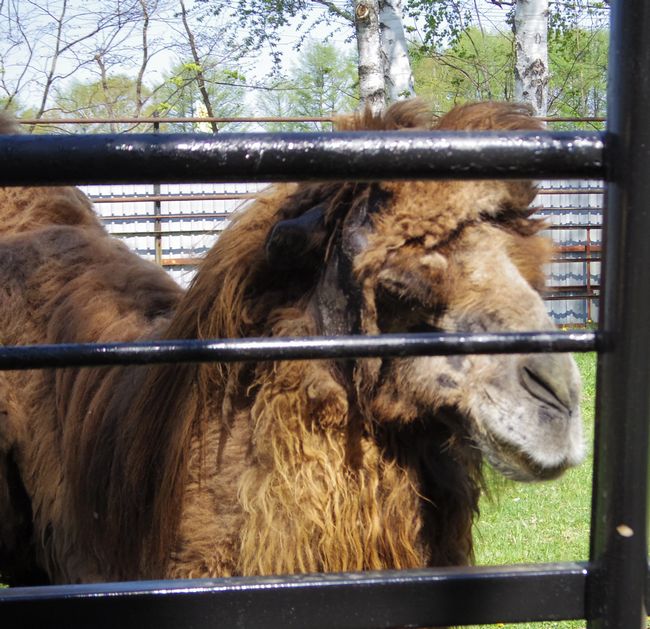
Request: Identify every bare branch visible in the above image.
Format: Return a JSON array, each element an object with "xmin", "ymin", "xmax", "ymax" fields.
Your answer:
[{"xmin": 310, "ymin": 0, "xmax": 354, "ymax": 22}]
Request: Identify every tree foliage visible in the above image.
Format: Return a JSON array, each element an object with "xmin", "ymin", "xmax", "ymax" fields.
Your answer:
[
  {"xmin": 155, "ymin": 62, "xmax": 247, "ymax": 131},
  {"xmin": 412, "ymin": 28, "xmax": 514, "ymax": 112},
  {"xmin": 548, "ymin": 27, "xmax": 608, "ymax": 126},
  {"xmin": 199, "ymin": 0, "xmax": 355, "ymax": 64},
  {"xmin": 412, "ymin": 25, "xmax": 607, "ymax": 125},
  {"xmin": 407, "ymin": 0, "xmax": 609, "ymax": 50},
  {"xmin": 51, "ymin": 74, "xmax": 153, "ymax": 133},
  {"xmin": 256, "ymin": 40, "xmax": 359, "ymax": 130}
]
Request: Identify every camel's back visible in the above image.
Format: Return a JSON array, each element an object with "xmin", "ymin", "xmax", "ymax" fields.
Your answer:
[
  {"xmin": 0, "ymin": 189, "xmax": 184, "ymax": 583},
  {"xmin": 0, "ymin": 186, "xmax": 105, "ymax": 237},
  {"xmin": 0, "ymin": 222, "xmax": 183, "ymax": 347}
]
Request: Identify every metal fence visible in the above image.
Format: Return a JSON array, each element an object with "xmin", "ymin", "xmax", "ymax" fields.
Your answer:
[
  {"xmin": 19, "ymin": 103, "xmax": 607, "ymax": 327},
  {"xmin": 0, "ymin": 2, "xmax": 648, "ymax": 628},
  {"xmin": 78, "ymin": 182, "xmax": 603, "ymax": 325}
]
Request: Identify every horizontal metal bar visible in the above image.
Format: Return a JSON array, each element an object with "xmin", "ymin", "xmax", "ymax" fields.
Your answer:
[
  {"xmin": 0, "ymin": 131, "xmax": 605, "ymax": 186},
  {"xmin": 545, "ymin": 295, "xmax": 599, "ymax": 302},
  {"xmin": 537, "ymin": 188, "xmax": 604, "ymax": 195},
  {"xmin": 550, "ymin": 258, "xmax": 601, "ymax": 264},
  {"xmin": 0, "ymin": 331, "xmax": 600, "ymax": 370},
  {"xmin": 19, "ymin": 115, "xmax": 336, "ymax": 125},
  {"xmin": 0, "ymin": 563, "xmax": 589, "ymax": 628},
  {"xmin": 104, "ymin": 212, "xmax": 232, "ymax": 222},
  {"xmin": 17, "ymin": 115, "xmax": 606, "ymax": 126},
  {"xmin": 545, "ymin": 224, "xmax": 602, "ymax": 230},
  {"xmin": 92, "ymin": 193, "xmax": 255, "ymax": 204}
]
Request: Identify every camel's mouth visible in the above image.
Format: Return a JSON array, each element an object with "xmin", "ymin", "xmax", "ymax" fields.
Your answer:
[
  {"xmin": 460, "ymin": 351, "xmax": 585, "ymax": 483},
  {"xmin": 477, "ymin": 431, "xmax": 571, "ymax": 482},
  {"xmin": 467, "ymin": 395, "xmax": 584, "ymax": 483}
]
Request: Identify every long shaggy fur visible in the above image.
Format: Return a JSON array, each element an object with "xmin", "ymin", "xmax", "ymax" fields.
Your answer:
[{"xmin": 0, "ymin": 100, "xmax": 543, "ymax": 583}]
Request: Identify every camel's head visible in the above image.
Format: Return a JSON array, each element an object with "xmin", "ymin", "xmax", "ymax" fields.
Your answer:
[{"xmin": 265, "ymin": 101, "xmax": 584, "ymax": 482}]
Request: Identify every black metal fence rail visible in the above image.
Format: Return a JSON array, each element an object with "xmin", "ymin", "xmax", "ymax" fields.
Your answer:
[
  {"xmin": 0, "ymin": 131, "xmax": 604, "ymax": 186},
  {"xmin": 1, "ymin": 564, "xmax": 589, "ymax": 629},
  {"xmin": 0, "ymin": 331, "xmax": 600, "ymax": 371},
  {"xmin": 0, "ymin": 3, "xmax": 648, "ymax": 629}
]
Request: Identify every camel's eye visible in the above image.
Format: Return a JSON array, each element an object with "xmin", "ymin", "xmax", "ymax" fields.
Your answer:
[
  {"xmin": 376, "ymin": 285, "xmax": 443, "ymax": 334},
  {"xmin": 487, "ymin": 209, "xmax": 544, "ymax": 237}
]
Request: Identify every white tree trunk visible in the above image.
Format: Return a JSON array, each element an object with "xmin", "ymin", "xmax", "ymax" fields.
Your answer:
[
  {"xmin": 514, "ymin": 0, "xmax": 549, "ymax": 116},
  {"xmin": 354, "ymin": 0, "xmax": 386, "ymax": 114},
  {"xmin": 378, "ymin": 0, "xmax": 415, "ymax": 102}
]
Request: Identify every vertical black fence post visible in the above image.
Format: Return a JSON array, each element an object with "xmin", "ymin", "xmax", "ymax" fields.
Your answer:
[
  {"xmin": 153, "ymin": 112, "xmax": 162, "ymax": 265},
  {"xmin": 588, "ymin": 1, "xmax": 650, "ymax": 628}
]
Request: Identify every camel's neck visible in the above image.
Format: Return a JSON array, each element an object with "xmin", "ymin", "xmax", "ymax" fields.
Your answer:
[{"xmin": 229, "ymin": 360, "xmax": 480, "ymax": 576}]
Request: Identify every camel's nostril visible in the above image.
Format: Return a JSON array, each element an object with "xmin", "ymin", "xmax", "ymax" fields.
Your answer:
[{"xmin": 520, "ymin": 365, "xmax": 572, "ymax": 413}]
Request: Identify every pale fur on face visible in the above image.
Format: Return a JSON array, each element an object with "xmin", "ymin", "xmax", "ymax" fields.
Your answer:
[{"xmin": 361, "ymin": 221, "xmax": 584, "ymax": 481}]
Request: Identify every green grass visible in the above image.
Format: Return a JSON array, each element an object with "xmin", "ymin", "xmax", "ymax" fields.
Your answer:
[{"xmin": 467, "ymin": 352, "xmax": 597, "ymax": 629}]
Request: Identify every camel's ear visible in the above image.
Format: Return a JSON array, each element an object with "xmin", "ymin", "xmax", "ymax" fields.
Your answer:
[
  {"xmin": 265, "ymin": 204, "xmax": 327, "ymax": 270},
  {"xmin": 340, "ymin": 185, "xmax": 392, "ymax": 260}
]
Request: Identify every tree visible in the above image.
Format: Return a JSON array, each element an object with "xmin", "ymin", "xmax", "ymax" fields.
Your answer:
[
  {"xmin": 412, "ymin": 24, "xmax": 608, "ymax": 123},
  {"xmin": 412, "ymin": 28, "xmax": 515, "ymax": 111},
  {"xmin": 354, "ymin": 0, "xmax": 386, "ymax": 112},
  {"xmin": 200, "ymin": 0, "xmax": 414, "ymax": 111},
  {"xmin": 0, "ymin": 1, "xmax": 170, "ymax": 123},
  {"xmin": 51, "ymin": 75, "xmax": 153, "ymax": 132},
  {"xmin": 380, "ymin": 0, "xmax": 416, "ymax": 100},
  {"xmin": 548, "ymin": 27, "xmax": 608, "ymax": 126},
  {"xmin": 408, "ymin": 0, "xmax": 609, "ymax": 116},
  {"xmin": 256, "ymin": 40, "xmax": 359, "ymax": 130},
  {"xmin": 155, "ymin": 62, "xmax": 247, "ymax": 132},
  {"xmin": 0, "ymin": 0, "xmax": 243, "ymax": 127},
  {"xmin": 513, "ymin": 0, "xmax": 549, "ymax": 115}
]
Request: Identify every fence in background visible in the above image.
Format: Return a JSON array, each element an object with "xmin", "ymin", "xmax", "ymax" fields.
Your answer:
[
  {"xmin": 74, "ymin": 179, "xmax": 602, "ymax": 326},
  {"xmin": 19, "ymin": 114, "xmax": 605, "ymax": 327}
]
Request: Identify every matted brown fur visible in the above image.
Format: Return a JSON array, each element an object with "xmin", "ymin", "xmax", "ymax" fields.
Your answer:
[{"xmin": 0, "ymin": 100, "xmax": 555, "ymax": 584}]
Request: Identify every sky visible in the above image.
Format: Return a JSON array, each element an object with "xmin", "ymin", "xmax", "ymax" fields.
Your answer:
[
  {"xmin": 0, "ymin": 0, "xmax": 512, "ymax": 113},
  {"xmin": 0, "ymin": 0, "xmax": 608, "ymax": 116}
]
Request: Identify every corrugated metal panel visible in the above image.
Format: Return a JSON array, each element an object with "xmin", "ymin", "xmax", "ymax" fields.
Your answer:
[
  {"xmin": 537, "ymin": 179, "xmax": 603, "ymax": 326},
  {"xmin": 82, "ymin": 182, "xmax": 266, "ymax": 288},
  {"xmin": 82, "ymin": 180, "xmax": 602, "ymax": 326}
]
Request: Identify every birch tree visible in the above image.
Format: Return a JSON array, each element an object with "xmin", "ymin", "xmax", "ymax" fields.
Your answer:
[
  {"xmin": 200, "ymin": 0, "xmax": 415, "ymax": 111},
  {"xmin": 354, "ymin": 0, "xmax": 386, "ymax": 113},
  {"xmin": 513, "ymin": 0, "xmax": 549, "ymax": 115},
  {"xmin": 379, "ymin": 0, "xmax": 416, "ymax": 101}
]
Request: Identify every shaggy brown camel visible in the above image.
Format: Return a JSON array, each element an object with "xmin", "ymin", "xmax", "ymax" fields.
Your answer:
[{"xmin": 0, "ymin": 101, "xmax": 583, "ymax": 586}]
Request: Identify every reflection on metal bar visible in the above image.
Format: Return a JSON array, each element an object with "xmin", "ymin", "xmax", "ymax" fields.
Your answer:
[
  {"xmin": 0, "ymin": 131, "xmax": 605, "ymax": 186},
  {"xmin": 0, "ymin": 331, "xmax": 599, "ymax": 371},
  {"xmin": 0, "ymin": 563, "xmax": 588, "ymax": 629}
]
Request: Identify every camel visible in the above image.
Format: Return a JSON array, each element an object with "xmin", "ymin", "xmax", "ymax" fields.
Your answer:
[{"xmin": 0, "ymin": 100, "xmax": 583, "ymax": 586}]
